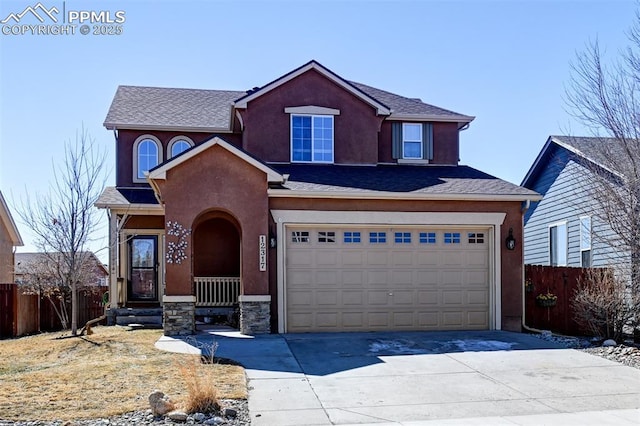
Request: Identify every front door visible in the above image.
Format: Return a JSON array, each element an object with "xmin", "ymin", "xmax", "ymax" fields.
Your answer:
[{"xmin": 128, "ymin": 235, "xmax": 158, "ymax": 301}]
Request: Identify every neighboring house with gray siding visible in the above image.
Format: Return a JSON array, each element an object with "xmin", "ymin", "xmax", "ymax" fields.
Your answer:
[{"xmin": 522, "ymin": 135, "xmax": 626, "ymax": 268}]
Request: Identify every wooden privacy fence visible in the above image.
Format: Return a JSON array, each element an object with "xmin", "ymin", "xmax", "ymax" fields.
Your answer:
[
  {"xmin": 524, "ymin": 265, "xmax": 592, "ymax": 336},
  {"xmin": 41, "ymin": 287, "xmax": 108, "ymax": 331},
  {"xmin": 1, "ymin": 284, "xmax": 107, "ymax": 337},
  {"xmin": 0, "ymin": 283, "xmax": 39, "ymax": 338}
]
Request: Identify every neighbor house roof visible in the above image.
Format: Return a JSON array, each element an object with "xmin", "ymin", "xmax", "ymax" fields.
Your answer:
[
  {"xmin": 521, "ymin": 135, "xmax": 629, "ymax": 188},
  {"xmin": 0, "ymin": 191, "xmax": 23, "ymax": 246},
  {"xmin": 270, "ymin": 164, "xmax": 540, "ymax": 201},
  {"xmin": 104, "ymin": 60, "xmax": 473, "ymax": 132},
  {"xmin": 15, "ymin": 252, "xmax": 108, "ymax": 277}
]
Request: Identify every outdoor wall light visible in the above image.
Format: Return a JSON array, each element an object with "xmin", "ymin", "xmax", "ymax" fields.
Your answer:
[
  {"xmin": 269, "ymin": 233, "xmax": 277, "ymax": 248},
  {"xmin": 505, "ymin": 228, "xmax": 516, "ymax": 251}
]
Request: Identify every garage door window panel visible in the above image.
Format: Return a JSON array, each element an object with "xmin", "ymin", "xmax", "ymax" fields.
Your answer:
[
  {"xmin": 444, "ymin": 232, "xmax": 461, "ymax": 244},
  {"xmin": 420, "ymin": 232, "xmax": 436, "ymax": 244},
  {"xmin": 394, "ymin": 232, "xmax": 411, "ymax": 243},
  {"xmin": 291, "ymin": 231, "xmax": 310, "ymax": 243},
  {"xmin": 318, "ymin": 231, "xmax": 336, "ymax": 243},
  {"xmin": 344, "ymin": 231, "xmax": 361, "ymax": 243},
  {"xmin": 369, "ymin": 232, "xmax": 387, "ymax": 243}
]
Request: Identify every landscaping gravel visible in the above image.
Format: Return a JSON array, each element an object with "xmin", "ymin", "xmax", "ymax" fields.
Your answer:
[{"xmin": 0, "ymin": 399, "xmax": 250, "ymax": 426}]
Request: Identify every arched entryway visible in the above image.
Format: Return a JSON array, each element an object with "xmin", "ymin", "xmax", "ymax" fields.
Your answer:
[{"xmin": 192, "ymin": 211, "xmax": 241, "ymax": 308}]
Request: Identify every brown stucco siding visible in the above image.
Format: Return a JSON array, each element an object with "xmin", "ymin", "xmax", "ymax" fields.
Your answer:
[
  {"xmin": 0, "ymin": 220, "xmax": 14, "ymax": 283},
  {"xmin": 155, "ymin": 145, "xmax": 270, "ymax": 296},
  {"xmin": 432, "ymin": 122, "xmax": 459, "ymax": 165},
  {"xmin": 239, "ymin": 69, "xmax": 383, "ymax": 164},
  {"xmin": 115, "ymin": 130, "xmax": 242, "ymax": 187},
  {"xmin": 269, "ymin": 197, "xmax": 525, "ymax": 332}
]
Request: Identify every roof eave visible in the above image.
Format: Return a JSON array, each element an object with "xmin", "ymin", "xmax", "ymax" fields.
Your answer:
[
  {"xmin": 0, "ymin": 192, "xmax": 23, "ymax": 246},
  {"xmin": 267, "ymin": 189, "xmax": 541, "ymax": 202},
  {"xmin": 388, "ymin": 114, "xmax": 475, "ymax": 124},
  {"xmin": 103, "ymin": 122, "xmax": 233, "ymax": 133}
]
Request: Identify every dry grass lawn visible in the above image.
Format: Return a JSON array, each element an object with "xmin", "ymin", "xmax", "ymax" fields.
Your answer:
[{"xmin": 0, "ymin": 326, "xmax": 247, "ymax": 422}]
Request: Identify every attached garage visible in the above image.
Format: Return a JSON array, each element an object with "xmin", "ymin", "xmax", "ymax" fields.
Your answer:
[
  {"xmin": 272, "ymin": 211, "xmax": 505, "ymax": 333},
  {"xmin": 285, "ymin": 226, "xmax": 490, "ymax": 332}
]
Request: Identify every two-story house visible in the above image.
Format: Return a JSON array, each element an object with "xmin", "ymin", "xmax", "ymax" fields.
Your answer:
[{"xmin": 97, "ymin": 60, "xmax": 539, "ymax": 336}]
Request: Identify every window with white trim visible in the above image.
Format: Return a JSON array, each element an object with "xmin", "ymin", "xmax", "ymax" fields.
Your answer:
[
  {"xmin": 402, "ymin": 123, "xmax": 422, "ymax": 159},
  {"xmin": 318, "ymin": 231, "xmax": 336, "ymax": 243},
  {"xmin": 580, "ymin": 216, "xmax": 592, "ymax": 267},
  {"xmin": 291, "ymin": 231, "xmax": 310, "ymax": 243},
  {"xmin": 394, "ymin": 232, "xmax": 411, "ymax": 243},
  {"xmin": 133, "ymin": 135, "xmax": 162, "ymax": 181},
  {"xmin": 444, "ymin": 232, "xmax": 461, "ymax": 244},
  {"xmin": 369, "ymin": 232, "xmax": 387, "ymax": 244},
  {"xmin": 291, "ymin": 115, "xmax": 334, "ymax": 163},
  {"xmin": 419, "ymin": 232, "xmax": 436, "ymax": 244},
  {"xmin": 468, "ymin": 232, "xmax": 485, "ymax": 244},
  {"xmin": 168, "ymin": 136, "xmax": 194, "ymax": 158},
  {"xmin": 549, "ymin": 223, "xmax": 568, "ymax": 266},
  {"xmin": 344, "ymin": 232, "xmax": 361, "ymax": 243}
]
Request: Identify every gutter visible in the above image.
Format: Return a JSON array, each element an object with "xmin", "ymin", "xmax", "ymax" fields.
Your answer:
[{"xmin": 520, "ymin": 199, "xmax": 545, "ymax": 334}]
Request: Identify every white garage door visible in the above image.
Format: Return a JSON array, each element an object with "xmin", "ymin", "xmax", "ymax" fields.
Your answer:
[{"xmin": 285, "ymin": 227, "xmax": 490, "ymax": 332}]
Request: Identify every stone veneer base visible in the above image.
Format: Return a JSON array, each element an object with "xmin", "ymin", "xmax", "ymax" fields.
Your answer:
[
  {"xmin": 239, "ymin": 299, "xmax": 271, "ymax": 334},
  {"xmin": 163, "ymin": 301, "xmax": 195, "ymax": 336}
]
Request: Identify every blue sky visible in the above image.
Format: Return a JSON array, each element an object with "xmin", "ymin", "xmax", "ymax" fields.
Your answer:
[{"xmin": 0, "ymin": 0, "xmax": 636, "ymax": 261}]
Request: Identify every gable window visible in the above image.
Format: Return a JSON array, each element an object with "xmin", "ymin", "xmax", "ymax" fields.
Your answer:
[
  {"xmin": 168, "ymin": 136, "xmax": 194, "ymax": 158},
  {"xmin": 580, "ymin": 216, "xmax": 592, "ymax": 267},
  {"xmin": 133, "ymin": 135, "xmax": 162, "ymax": 181},
  {"xmin": 549, "ymin": 222, "xmax": 568, "ymax": 266},
  {"xmin": 291, "ymin": 115, "xmax": 334, "ymax": 163},
  {"xmin": 392, "ymin": 122, "xmax": 433, "ymax": 161}
]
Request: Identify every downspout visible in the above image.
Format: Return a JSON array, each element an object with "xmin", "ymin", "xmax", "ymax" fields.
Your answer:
[{"xmin": 520, "ymin": 199, "xmax": 546, "ymax": 333}]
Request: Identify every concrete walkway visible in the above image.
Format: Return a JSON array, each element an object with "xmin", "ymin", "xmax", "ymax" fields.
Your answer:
[{"xmin": 156, "ymin": 329, "xmax": 640, "ymax": 425}]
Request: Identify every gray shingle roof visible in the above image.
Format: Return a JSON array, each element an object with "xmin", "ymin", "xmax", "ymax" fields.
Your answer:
[
  {"xmin": 104, "ymin": 86, "xmax": 245, "ymax": 131},
  {"xmin": 272, "ymin": 164, "xmax": 538, "ymax": 198},
  {"xmin": 349, "ymin": 81, "xmax": 472, "ymax": 120},
  {"xmin": 95, "ymin": 187, "xmax": 158, "ymax": 207}
]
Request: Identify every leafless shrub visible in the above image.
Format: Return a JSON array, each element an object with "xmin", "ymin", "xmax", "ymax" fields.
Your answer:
[
  {"xmin": 177, "ymin": 338, "xmax": 220, "ymax": 414},
  {"xmin": 572, "ymin": 268, "xmax": 635, "ymax": 341}
]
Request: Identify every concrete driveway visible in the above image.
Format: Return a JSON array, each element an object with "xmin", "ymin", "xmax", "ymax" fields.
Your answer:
[{"xmin": 159, "ymin": 330, "xmax": 640, "ymax": 425}]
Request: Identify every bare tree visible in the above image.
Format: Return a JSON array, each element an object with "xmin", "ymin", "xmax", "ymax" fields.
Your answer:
[
  {"xmin": 565, "ymin": 11, "xmax": 640, "ymax": 336},
  {"xmin": 17, "ymin": 128, "xmax": 106, "ymax": 335}
]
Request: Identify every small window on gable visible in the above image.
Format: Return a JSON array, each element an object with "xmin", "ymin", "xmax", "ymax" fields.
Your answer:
[
  {"xmin": 444, "ymin": 232, "xmax": 461, "ymax": 244},
  {"xmin": 291, "ymin": 231, "xmax": 310, "ymax": 243},
  {"xmin": 419, "ymin": 232, "xmax": 436, "ymax": 244},
  {"xmin": 344, "ymin": 232, "xmax": 361, "ymax": 243},
  {"xmin": 291, "ymin": 115, "xmax": 334, "ymax": 163},
  {"xmin": 168, "ymin": 136, "xmax": 194, "ymax": 158},
  {"xmin": 134, "ymin": 135, "xmax": 163, "ymax": 181},
  {"xmin": 394, "ymin": 232, "xmax": 411, "ymax": 243},
  {"xmin": 369, "ymin": 232, "xmax": 387, "ymax": 244},
  {"xmin": 402, "ymin": 123, "xmax": 422, "ymax": 159},
  {"xmin": 468, "ymin": 233, "xmax": 485, "ymax": 244},
  {"xmin": 318, "ymin": 231, "xmax": 336, "ymax": 243}
]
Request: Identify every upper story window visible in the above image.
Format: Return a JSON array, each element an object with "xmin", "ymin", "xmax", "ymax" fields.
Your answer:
[
  {"xmin": 291, "ymin": 115, "xmax": 334, "ymax": 163},
  {"xmin": 133, "ymin": 135, "xmax": 163, "ymax": 182},
  {"xmin": 392, "ymin": 122, "xmax": 433, "ymax": 161},
  {"xmin": 168, "ymin": 136, "xmax": 194, "ymax": 158},
  {"xmin": 402, "ymin": 123, "xmax": 422, "ymax": 159}
]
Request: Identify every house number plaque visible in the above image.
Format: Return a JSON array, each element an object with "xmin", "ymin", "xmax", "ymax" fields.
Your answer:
[{"xmin": 259, "ymin": 235, "xmax": 267, "ymax": 271}]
